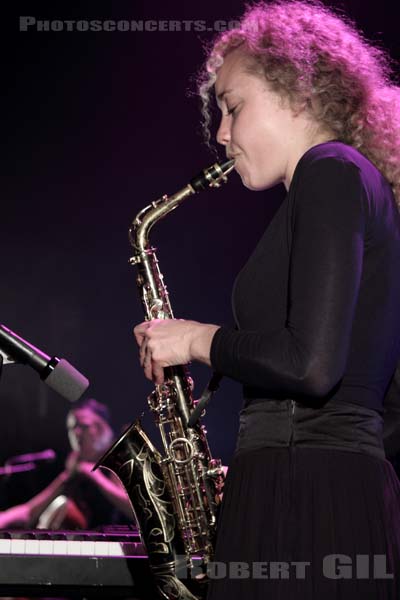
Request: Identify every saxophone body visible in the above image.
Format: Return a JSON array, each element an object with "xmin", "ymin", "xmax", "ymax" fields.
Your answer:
[{"xmin": 95, "ymin": 161, "xmax": 234, "ymax": 600}]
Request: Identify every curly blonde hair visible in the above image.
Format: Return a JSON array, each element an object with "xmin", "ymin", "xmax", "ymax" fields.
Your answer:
[{"xmin": 198, "ymin": 0, "xmax": 400, "ymax": 207}]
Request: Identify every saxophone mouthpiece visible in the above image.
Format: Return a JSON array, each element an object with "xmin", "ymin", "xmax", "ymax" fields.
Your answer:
[
  {"xmin": 220, "ymin": 158, "xmax": 236, "ymax": 171},
  {"xmin": 190, "ymin": 159, "xmax": 235, "ymax": 192}
]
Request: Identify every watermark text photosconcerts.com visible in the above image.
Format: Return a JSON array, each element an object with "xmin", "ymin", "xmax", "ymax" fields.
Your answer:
[{"xmin": 19, "ymin": 17, "xmax": 241, "ymax": 33}]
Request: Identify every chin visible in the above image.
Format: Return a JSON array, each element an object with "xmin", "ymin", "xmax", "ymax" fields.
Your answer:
[
  {"xmin": 237, "ymin": 167, "xmax": 268, "ymax": 191},
  {"xmin": 240, "ymin": 175, "xmax": 269, "ymax": 192},
  {"xmin": 238, "ymin": 171, "xmax": 253, "ymax": 190}
]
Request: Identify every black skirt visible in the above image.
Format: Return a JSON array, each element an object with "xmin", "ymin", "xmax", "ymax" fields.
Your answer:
[{"xmin": 207, "ymin": 446, "xmax": 400, "ymax": 600}]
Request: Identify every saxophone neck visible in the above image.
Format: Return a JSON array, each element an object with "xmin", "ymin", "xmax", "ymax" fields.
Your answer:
[
  {"xmin": 129, "ymin": 159, "xmax": 234, "ymax": 253},
  {"xmin": 129, "ymin": 183, "xmax": 195, "ymax": 253}
]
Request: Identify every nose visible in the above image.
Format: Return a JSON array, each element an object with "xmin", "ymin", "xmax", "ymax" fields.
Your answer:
[{"xmin": 216, "ymin": 115, "xmax": 231, "ymax": 146}]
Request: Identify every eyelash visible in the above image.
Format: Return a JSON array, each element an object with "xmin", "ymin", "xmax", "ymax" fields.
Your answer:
[{"xmin": 226, "ymin": 105, "xmax": 237, "ymax": 116}]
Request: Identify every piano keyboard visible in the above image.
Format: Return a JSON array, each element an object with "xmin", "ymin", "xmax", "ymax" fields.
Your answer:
[
  {"xmin": 0, "ymin": 526, "xmax": 203, "ymax": 599},
  {"xmin": 0, "ymin": 526, "xmax": 151, "ymax": 597},
  {"xmin": 0, "ymin": 524, "xmax": 145, "ymax": 557}
]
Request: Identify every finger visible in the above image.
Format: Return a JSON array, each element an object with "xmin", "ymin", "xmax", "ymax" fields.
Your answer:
[
  {"xmin": 134, "ymin": 330, "xmax": 145, "ymax": 347},
  {"xmin": 133, "ymin": 321, "xmax": 150, "ymax": 345},
  {"xmin": 139, "ymin": 339, "xmax": 147, "ymax": 367},
  {"xmin": 143, "ymin": 347, "xmax": 153, "ymax": 381},
  {"xmin": 134, "ymin": 332, "xmax": 144, "ymax": 346},
  {"xmin": 152, "ymin": 362, "xmax": 165, "ymax": 385}
]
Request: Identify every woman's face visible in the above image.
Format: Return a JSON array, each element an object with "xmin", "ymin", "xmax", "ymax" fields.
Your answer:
[{"xmin": 215, "ymin": 49, "xmax": 310, "ymax": 191}]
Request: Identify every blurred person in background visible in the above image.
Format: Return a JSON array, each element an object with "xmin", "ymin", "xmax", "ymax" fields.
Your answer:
[{"xmin": 0, "ymin": 398, "xmax": 133, "ymax": 529}]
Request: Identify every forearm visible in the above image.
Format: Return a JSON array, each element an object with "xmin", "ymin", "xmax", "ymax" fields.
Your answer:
[
  {"xmin": 0, "ymin": 503, "xmax": 31, "ymax": 529},
  {"xmin": 86, "ymin": 470, "xmax": 134, "ymax": 520}
]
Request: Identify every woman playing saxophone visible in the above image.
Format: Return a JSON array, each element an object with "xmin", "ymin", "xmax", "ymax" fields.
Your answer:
[{"xmin": 134, "ymin": 2, "xmax": 400, "ymax": 598}]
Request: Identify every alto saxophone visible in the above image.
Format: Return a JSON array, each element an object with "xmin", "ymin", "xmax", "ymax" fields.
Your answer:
[{"xmin": 94, "ymin": 160, "xmax": 234, "ymax": 600}]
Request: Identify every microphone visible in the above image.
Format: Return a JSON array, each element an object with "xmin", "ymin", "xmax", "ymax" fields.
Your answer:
[{"xmin": 0, "ymin": 324, "xmax": 89, "ymax": 402}]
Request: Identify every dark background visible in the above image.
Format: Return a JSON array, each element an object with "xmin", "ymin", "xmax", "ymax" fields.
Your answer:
[{"xmin": 1, "ymin": 0, "xmax": 399, "ymax": 508}]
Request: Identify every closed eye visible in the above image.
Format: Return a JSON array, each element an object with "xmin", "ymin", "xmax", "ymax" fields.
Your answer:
[{"xmin": 226, "ymin": 105, "xmax": 238, "ymax": 116}]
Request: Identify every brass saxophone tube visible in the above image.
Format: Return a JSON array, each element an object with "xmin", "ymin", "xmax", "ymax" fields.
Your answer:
[
  {"xmin": 95, "ymin": 159, "xmax": 234, "ymax": 599},
  {"xmin": 129, "ymin": 159, "xmax": 234, "ymax": 253}
]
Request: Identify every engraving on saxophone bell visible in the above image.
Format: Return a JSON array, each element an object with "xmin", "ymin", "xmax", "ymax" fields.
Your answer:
[{"xmin": 94, "ymin": 160, "xmax": 233, "ymax": 600}]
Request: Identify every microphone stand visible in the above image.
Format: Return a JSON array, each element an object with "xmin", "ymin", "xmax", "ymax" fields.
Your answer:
[{"xmin": 0, "ymin": 463, "xmax": 37, "ymax": 476}]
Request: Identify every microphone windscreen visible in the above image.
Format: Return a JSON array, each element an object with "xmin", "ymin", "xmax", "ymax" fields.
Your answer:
[{"xmin": 45, "ymin": 359, "xmax": 89, "ymax": 402}]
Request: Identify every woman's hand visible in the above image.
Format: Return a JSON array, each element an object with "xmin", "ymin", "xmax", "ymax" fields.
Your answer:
[{"xmin": 133, "ymin": 319, "xmax": 220, "ymax": 384}]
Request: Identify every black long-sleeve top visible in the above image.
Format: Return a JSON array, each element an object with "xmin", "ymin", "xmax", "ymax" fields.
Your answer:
[{"xmin": 211, "ymin": 142, "xmax": 400, "ymax": 416}]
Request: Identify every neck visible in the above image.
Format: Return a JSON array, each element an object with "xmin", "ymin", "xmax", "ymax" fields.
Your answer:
[{"xmin": 284, "ymin": 132, "xmax": 337, "ymax": 191}]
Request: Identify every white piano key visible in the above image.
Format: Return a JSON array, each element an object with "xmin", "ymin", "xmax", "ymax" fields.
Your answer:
[
  {"xmin": 66, "ymin": 540, "xmax": 83, "ymax": 556},
  {"xmin": 94, "ymin": 540, "xmax": 110, "ymax": 556},
  {"xmin": 52, "ymin": 540, "xmax": 68, "ymax": 555},
  {"xmin": 10, "ymin": 539, "xmax": 25, "ymax": 554},
  {"xmin": 38, "ymin": 540, "xmax": 53, "ymax": 555},
  {"xmin": 106, "ymin": 541, "xmax": 125, "ymax": 557},
  {"xmin": 80, "ymin": 540, "xmax": 95, "ymax": 556},
  {"xmin": 0, "ymin": 538, "xmax": 11, "ymax": 553},
  {"xmin": 25, "ymin": 539, "xmax": 40, "ymax": 554}
]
